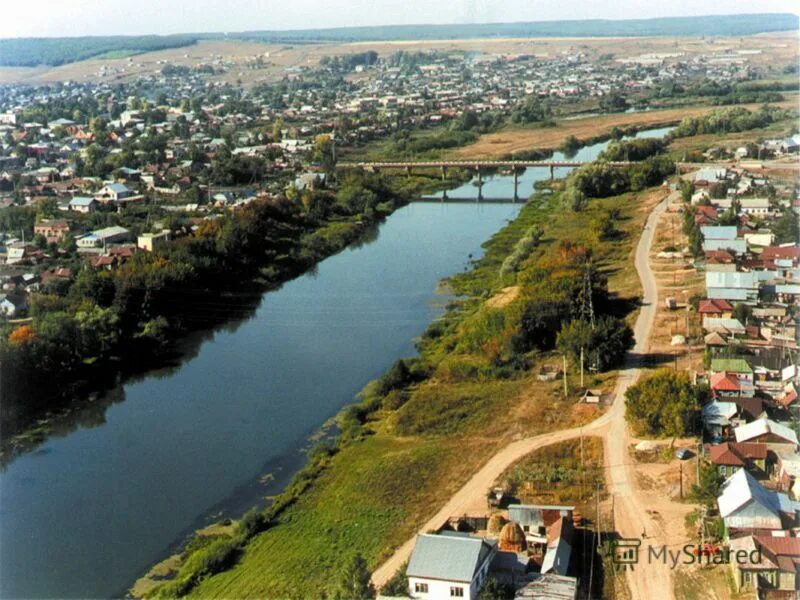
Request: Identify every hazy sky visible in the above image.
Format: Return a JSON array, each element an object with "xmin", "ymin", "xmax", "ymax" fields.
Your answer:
[{"xmin": 1, "ymin": 0, "xmax": 798, "ymax": 38}]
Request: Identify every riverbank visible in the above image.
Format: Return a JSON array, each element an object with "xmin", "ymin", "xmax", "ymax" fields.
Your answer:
[{"xmin": 140, "ymin": 166, "xmax": 666, "ymax": 597}]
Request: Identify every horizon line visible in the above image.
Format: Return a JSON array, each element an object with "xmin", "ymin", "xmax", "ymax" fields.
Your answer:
[{"xmin": 0, "ymin": 11, "xmax": 797, "ymax": 42}]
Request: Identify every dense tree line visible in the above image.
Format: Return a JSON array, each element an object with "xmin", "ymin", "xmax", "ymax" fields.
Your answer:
[
  {"xmin": 565, "ymin": 155, "xmax": 674, "ymax": 200},
  {"xmin": 0, "ymin": 173, "xmax": 402, "ymax": 435},
  {"xmin": 319, "ymin": 51, "xmax": 378, "ymax": 72},
  {"xmin": 667, "ymin": 105, "xmax": 794, "ymax": 139},
  {"xmin": 0, "ymin": 36, "xmax": 197, "ymax": 67},
  {"xmin": 599, "ymin": 138, "xmax": 667, "ymax": 162}
]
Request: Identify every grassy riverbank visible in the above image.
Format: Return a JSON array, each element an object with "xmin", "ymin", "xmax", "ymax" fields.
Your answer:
[{"xmin": 139, "ymin": 169, "xmax": 666, "ymax": 597}]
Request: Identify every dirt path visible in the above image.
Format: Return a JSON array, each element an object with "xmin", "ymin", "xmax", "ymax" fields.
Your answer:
[{"xmin": 371, "ymin": 192, "xmax": 681, "ymax": 599}]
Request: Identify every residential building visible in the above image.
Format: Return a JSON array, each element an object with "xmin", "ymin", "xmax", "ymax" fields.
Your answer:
[{"xmin": 407, "ymin": 533, "xmax": 497, "ymax": 600}]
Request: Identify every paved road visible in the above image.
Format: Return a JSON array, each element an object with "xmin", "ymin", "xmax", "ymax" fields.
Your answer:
[{"xmin": 371, "ymin": 193, "xmax": 677, "ymax": 599}]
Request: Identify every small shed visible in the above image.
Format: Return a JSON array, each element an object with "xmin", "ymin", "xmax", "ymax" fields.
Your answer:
[{"xmin": 581, "ymin": 389, "xmax": 602, "ymax": 404}]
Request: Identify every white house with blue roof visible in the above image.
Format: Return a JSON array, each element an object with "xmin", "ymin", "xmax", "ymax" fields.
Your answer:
[{"xmin": 407, "ymin": 533, "xmax": 497, "ymax": 600}]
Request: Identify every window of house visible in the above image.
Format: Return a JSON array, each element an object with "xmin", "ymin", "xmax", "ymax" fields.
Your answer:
[
  {"xmin": 414, "ymin": 582, "xmax": 429, "ymax": 594},
  {"xmin": 450, "ymin": 586, "xmax": 464, "ymax": 597}
]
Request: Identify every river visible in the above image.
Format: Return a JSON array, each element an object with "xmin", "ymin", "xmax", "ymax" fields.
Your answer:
[{"xmin": 0, "ymin": 127, "xmax": 670, "ymax": 599}]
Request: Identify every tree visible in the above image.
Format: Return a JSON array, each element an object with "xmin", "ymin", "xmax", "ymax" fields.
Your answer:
[
  {"xmin": 773, "ymin": 210, "xmax": 799, "ymax": 244},
  {"xmin": 477, "ymin": 577, "xmax": 515, "ymax": 600},
  {"xmin": 7, "ymin": 325, "xmax": 36, "ymax": 347},
  {"xmin": 563, "ymin": 185, "xmax": 587, "ymax": 212},
  {"xmin": 36, "ymin": 197, "xmax": 59, "ymax": 220},
  {"xmin": 271, "ymin": 118, "xmax": 284, "ymax": 141},
  {"xmin": 513, "ymin": 298, "xmax": 570, "ymax": 352},
  {"xmin": 380, "ymin": 563, "xmax": 409, "ymax": 597},
  {"xmin": 312, "ymin": 134, "xmax": 335, "ymax": 174},
  {"xmin": 732, "ymin": 303, "xmax": 752, "ymax": 325},
  {"xmin": 509, "ymin": 95, "xmax": 551, "ymax": 124},
  {"xmin": 680, "ymin": 180, "xmax": 695, "ymax": 203},
  {"xmin": 330, "ymin": 554, "xmax": 375, "ymax": 600},
  {"xmin": 599, "ymin": 93, "xmax": 629, "ymax": 112},
  {"xmin": 625, "ymin": 369, "xmax": 698, "ymax": 437},
  {"xmin": 556, "ymin": 316, "xmax": 633, "ymax": 372},
  {"xmin": 690, "ymin": 461, "xmax": 723, "ymax": 508},
  {"xmin": 561, "ymin": 135, "xmax": 581, "ymax": 158}
]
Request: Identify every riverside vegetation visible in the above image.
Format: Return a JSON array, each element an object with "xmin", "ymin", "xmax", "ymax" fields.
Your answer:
[
  {"xmin": 0, "ymin": 169, "xmax": 471, "ymax": 448},
  {"xmin": 139, "ymin": 155, "xmax": 672, "ymax": 598}
]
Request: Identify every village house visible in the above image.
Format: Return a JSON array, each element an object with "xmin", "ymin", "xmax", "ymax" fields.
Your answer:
[
  {"xmin": 702, "ymin": 400, "xmax": 741, "ymax": 439},
  {"xmin": 706, "ymin": 271, "xmax": 760, "ymax": 303},
  {"xmin": 407, "ymin": 533, "xmax": 497, "ymax": 600},
  {"xmin": 507, "ymin": 504, "xmax": 575, "ymax": 544},
  {"xmin": 717, "ymin": 469, "xmax": 800, "ymax": 536},
  {"xmin": 0, "ymin": 292, "xmax": 27, "ymax": 317},
  {"xmin": 33, "ymin": 219, "xmax": 70, "ymax": 243},
  {"xmin": 707, "ymin": 442, "xmax": 767, "ymax": 478},
  {"xmin": 68, "ymin": 196, "xmax": 97, "ymax": 213},
  {"xmin": 76, "ymin": 226, "xmax": 131, "ymax": 249},
  {"xmin": 710, "ymin": 358, "xmax": 754, "ymax": 383},
  {"xmin": 698, "ymin": 298, "xmax": 734, "ymax": 319},
  {"xmin": 137, "ymin": 230, "xmax": 171, "ymax": 252},
  {"xmin": 734, "ymin": 418, "xmax": 799, "ymax": 448},
  {"xmin": 728, "ymin": 534, "xmax": 800, "ymax": 596},
  {"xmin": 774, "ymin": 447, "xmax": 800, "ymax": 499}
]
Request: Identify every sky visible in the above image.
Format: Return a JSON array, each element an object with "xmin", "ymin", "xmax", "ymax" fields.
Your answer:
[{"xmin": 0, "ymin": 0, "xmax": 798, "ymax": 38}]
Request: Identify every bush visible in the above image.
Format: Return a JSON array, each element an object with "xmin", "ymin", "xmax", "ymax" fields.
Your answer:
[
  {"xmin": 625, "ymin": 369, "xmax": 699, "ymax": 437},
  {"xmin": 236, "ymin": 507, "xmax": 268, "ymax": 538}
]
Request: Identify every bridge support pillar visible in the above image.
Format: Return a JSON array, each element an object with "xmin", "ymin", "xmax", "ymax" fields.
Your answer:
[
  {"xmin": 513, "ymin": 171, "xmax": 519, "ymax": 202},
  {"xmin": 549, "ymin": 164, "xmax": 555, "ymax": 181},
  {"xmin": 405, "ymin": 166, "xmax": 411, "ymax": 179},
  {"xmin": 441, "ymin": 165, "xmax": 446, "ymax": 182},
  {"xmin": 476, "ymin": 168, "xmax": 483, "ymax": 201}
]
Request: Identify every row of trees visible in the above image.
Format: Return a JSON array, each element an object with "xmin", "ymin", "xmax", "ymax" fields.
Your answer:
[
  {"xmin": 1, "ymin": 172, "xmax": 402, "ymax": 436},
  {"xmin": 564, "ymin": 155, "xmax": 675, "ymax": 203},
  {"xmin": 667, "ymin": 105, "xmax": 794, "ymax": 139}
]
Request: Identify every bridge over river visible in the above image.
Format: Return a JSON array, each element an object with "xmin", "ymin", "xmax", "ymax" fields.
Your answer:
[{"xmin": 337, "ymin": 159, "xmax": 635, "ymax": 201}]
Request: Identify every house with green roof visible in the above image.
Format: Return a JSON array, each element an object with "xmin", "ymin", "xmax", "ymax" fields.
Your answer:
[{"xmin": 711, "ymin": 358, "xmax": 754, "ymax": 382}]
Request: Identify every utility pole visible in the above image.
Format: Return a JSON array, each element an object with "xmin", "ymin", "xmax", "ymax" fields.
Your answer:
[
  {"xmin": 596, "ymin": 481, "xmax": 602, "ymax": 550},
  {"xmin": 580, "ymin": 429, "xmax": 585, "ymax": 500},
  {"xmin": 700, "ymin": 505, "xmax": 706, "ymax": 551},
  {"xmin": 580, "ymin": 347, "xmax": 585, "ymax": 388},
  {"xmin": 563, "ymin": 354, "xmax": 568, "ymax": 397},
  {"xmin": 696, "ymin": 441, "xmax": 702, "ymax": 486}
]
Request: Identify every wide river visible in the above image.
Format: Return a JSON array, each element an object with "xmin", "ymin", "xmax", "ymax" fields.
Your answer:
[{"xmin": 0, "ymin": 127, "xmax": 671, "ymax": 598}]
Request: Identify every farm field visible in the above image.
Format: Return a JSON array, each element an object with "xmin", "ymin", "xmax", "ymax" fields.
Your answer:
[
  {"xmin": 0, "ymin": 33, "xmax": 796, "ymax": 87},
  {"xmin": 453, "ymin": 97, "xmax": 800, "ymax": 159}
]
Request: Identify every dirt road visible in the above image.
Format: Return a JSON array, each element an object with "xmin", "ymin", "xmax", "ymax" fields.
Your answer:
[{"xmin": 371, "ymin": 192, "xmax": 680, "ymax": 599}]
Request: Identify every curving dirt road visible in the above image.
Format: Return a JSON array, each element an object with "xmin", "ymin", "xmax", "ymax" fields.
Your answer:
[{"xmin": 371, "ymin": 192, "xmax": 679, "ymax": 599}]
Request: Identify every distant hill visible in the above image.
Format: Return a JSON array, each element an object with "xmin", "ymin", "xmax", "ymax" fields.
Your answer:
[
  {"xmin": 1, "ymin": 13, "xmax": 797, "ymax": 68},
  {"xmin": 228, "ymin": 13, "xmax": 800, "ymax": 44}
]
